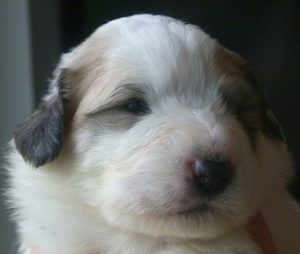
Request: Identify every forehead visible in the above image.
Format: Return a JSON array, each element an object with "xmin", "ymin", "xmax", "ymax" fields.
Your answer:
[
  {"xmin": 75, "ymin": 16, "xmax": 245, "ymax": 114},
  {"xmin": 103, "ymin": 17, "xmax": 220, "ymax": 94}
]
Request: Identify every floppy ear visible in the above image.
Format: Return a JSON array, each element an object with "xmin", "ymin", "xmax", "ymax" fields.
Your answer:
[
  {"xmin": 217, "ymin": 47, "xmax": 286, "ymax": 145},
  {"xmin": 262, "ymin": 109, "xmax": 286, "ymax": 143},
  {"xmin": 241, "ymin": 67, "xmax": 287, "ymax": 144},
  {"xmin": 14, "ymin": 67, "xmax": 68, "ymax": 167},
  {"xmin": 238, "ymin": 63, "xmax": 286, "ymax": 144},
  {"xmin": 238, "ymin": 59, "xmax": 286, "ymax": 143}
]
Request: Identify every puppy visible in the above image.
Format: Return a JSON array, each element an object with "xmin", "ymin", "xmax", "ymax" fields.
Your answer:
[{"xmin": 5, "ymin": 14, "xmax": 300, "ymax": 254}]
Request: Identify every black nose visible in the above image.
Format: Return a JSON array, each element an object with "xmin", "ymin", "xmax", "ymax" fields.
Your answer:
[{"xmin": 190, "ymin": 158, "xmax": 232, "ymax": 197}]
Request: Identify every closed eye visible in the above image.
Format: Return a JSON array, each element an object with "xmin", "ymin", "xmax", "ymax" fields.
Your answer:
[
  {"xmin": 121, "ymin": 98, "xmax": 150, "ymax": 115},
  {"xmin": 86, "ymin": 83, "xmax": 152, "ymax": 118},
  {"xmin": 86, "ymin": 97, "xmax": 151, "ymax": 118}
]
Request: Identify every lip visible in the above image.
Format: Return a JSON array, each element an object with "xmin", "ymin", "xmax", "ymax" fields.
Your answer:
[{"xmin": 174, "ymin": 203, "xmax": 211, "ymax": 216}]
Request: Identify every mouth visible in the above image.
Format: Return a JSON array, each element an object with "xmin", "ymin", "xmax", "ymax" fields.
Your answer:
[{"xmin": 173, "ymin": 203, "xmax": 212, "ymax": 216}]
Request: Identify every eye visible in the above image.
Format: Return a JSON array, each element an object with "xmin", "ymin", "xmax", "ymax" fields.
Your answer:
[{"xmin": 124, "ymin": 99, "xmax": 150, "ymax": 114}]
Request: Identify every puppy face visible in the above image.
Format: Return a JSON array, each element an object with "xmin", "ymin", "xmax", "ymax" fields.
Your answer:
[{"xmin": 15, "ymin": 15, "xmax": 284, "ymax": 239}]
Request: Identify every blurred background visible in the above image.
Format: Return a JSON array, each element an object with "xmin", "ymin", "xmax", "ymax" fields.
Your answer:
[{"xmin": 0, "ymin": 0, "xmax": 299, "ymax": 253}]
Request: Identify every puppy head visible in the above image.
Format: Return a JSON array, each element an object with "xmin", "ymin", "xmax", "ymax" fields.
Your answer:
[{"xmin": 14, "ymin": 15, "xmax": 286, "ymax": 239}]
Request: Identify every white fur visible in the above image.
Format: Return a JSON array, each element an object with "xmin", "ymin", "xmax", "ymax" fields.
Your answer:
[{"xmin": 5, "ymin": 14, "xmax": 300, "ymax": 254}]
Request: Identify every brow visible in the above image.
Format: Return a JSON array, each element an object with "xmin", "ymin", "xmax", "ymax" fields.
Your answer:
[{"xmin": 86, "ymin": 83, "xmax": 147, "ymax": 117}]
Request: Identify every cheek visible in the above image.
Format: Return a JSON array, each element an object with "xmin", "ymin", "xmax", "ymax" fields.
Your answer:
[
  {"xmin": 70, "ymin": 124, "xmax": 123, "ymax": 168},
  {"xmin": 220, "ymin": 130, "xmax": 263, "ymax": 215},
  {"xmin": 73, "ymin": 114, "xmax": 262, "ymax": 221},
  {"xmin": 98, "ymin": 149, "xmax": 187, "ymax": 213},
  {"xmin": 73, "ymin": 121, "xmax": 188, "ymax": 214}
]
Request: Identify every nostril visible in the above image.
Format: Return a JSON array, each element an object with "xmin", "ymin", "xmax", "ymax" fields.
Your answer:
[
  {"xmin": 191, "ymin": 160, "xmax": 210, "ymax": 184},
  {"xmin": 186, "ymin": 157, "xmax": 232, "ymax": 197},
  {"xmin": 202, "ymin": 158, "xmax": 232, "ymax": 180}
]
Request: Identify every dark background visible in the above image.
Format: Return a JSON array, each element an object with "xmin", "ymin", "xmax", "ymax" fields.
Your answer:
[{"xmin": 1, "ymin": 1, "xmax": 299, "ymax": 253}]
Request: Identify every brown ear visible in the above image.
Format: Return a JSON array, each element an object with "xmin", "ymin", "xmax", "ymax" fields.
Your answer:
[
  {"xmin": 217, "ymin": 47, "xmax": 286, "ymax": 145},
  {"xmin": 14, "ymin": 68, "xmax": 68, "ymax": 167},
  {"xmin": 262, "ymin": 109, "xmax": 286, "ymax": 143}
]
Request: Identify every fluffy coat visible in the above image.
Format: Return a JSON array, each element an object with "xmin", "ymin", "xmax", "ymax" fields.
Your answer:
[{"xmin": 5, "ymin": 14, "xmax": 300, "ymax": 254}]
